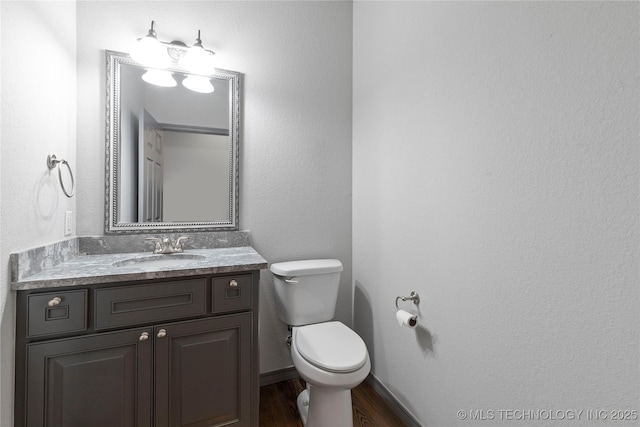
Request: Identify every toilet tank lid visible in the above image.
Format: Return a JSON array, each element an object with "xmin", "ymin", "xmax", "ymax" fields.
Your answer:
[{"xmin": 270, "ymin": 259, "xmax": 343, "ymax": 276}]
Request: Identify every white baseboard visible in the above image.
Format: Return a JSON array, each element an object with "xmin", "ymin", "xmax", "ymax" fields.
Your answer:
[
  {"xmin": 260, "ymin": 366, "xmax": 299, "ymax": 387},
  {"xmin": 366, "ymin": 373, "xmax": 423, "ymax": 427}
]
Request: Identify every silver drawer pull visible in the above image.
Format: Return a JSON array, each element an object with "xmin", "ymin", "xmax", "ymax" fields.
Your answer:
[
  {"xmin": 47, "ymin": 297, "xmax": 62, "ymax": 307},
  {"xmin": 157, "ymin": 329, "xmax": 167, "ymax": 338},
  {"xmin": 229, "ymin": 280, "xmax": 238, "ymax": 287},
  {"xmin": 139, "ymin": 332, "xmax": 149, "ymax": 341}
]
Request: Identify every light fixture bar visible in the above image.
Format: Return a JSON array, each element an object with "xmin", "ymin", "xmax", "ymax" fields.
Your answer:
[{"xmin": 159, "ymin": 40, "xmax": 215, "ymax": 56}]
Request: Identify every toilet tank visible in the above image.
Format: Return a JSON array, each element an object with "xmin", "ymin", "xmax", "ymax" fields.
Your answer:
[{"xmin": 270, "ymin": 259, "xmax": 343, "ymax": 326}]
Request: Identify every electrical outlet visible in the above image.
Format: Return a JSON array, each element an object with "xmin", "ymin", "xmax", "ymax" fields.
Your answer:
[{"xmin": 64, "ymin": 211, "xmax": 73, "ymax": 236}]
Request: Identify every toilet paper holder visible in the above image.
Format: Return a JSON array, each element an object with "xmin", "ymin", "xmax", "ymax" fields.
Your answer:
[{"xmin": 395, "ymin": 291, "xmax": 420, "ymax": 309}]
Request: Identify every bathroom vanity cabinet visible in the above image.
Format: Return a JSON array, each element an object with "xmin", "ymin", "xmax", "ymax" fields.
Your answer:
[{"xmin": 14, "ymin": 271, "xmax": 260, "ymax": 427}]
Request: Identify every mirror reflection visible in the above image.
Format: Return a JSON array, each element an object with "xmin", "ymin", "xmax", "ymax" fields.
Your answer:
[{"xmin": 105, "ymin": 51, "xmax": 240, "ymax": 233}]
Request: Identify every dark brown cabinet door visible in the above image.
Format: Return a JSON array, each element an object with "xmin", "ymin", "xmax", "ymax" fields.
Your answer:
[
  {"xmin": 25, "ymin": 328, "xmax": 153, "ymax": 427},
  {"xmin": 154, "ymin": 313, "xmax": 252, "ymax": 427}
]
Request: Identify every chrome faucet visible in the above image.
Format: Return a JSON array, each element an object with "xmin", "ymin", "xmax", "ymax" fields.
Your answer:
[{"xmin": 145, "ymin": 236, "xmax": 188, "ymax": 254}]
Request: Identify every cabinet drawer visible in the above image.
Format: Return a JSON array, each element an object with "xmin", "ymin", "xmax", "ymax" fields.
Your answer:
[
  {"xmin": 27, "ymin": 290, "xmax": 87, "ymax": 338},
  {"xmin": 212, "ymin": 275, "xmax": 252, "ymax": 313},
  {"xmin": 95, "ymin": 279, "xmax": 206, "ymax": 330}
]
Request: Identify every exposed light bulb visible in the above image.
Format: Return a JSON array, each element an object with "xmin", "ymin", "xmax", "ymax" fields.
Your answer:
[
  {"xmin": 142, "ymin": 69, "xmax": 177, "ymax": 87},
  {"xmin": 182, "ymin": 75, "xmax": 214, "ymax": 93}
]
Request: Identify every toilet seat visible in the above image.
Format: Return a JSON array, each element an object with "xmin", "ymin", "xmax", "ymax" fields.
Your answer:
[{"xmin": 295, "ymin": 322, "xmax": 367, "ymax": 373}]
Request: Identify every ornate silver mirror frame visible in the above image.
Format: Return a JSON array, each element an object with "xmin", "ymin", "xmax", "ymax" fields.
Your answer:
[{"xmin": 105, "ymin": 50, "xmax": 240, "ymax": 233}]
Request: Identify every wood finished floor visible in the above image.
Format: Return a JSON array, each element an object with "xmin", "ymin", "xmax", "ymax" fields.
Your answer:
[{"xmin": 259, "ymin": 378, "xmax": 407, "ymax": 427}]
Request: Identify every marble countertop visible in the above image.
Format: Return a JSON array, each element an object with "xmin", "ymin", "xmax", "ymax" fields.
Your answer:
[{"xmin": 11, "ymin": 237, "xmax": 268, "ymax": 290}]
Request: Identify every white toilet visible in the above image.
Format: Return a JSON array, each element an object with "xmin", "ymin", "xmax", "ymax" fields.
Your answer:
[{"xmin": 270, "ymin": 259, "xmax": 370, "ymax": 427}]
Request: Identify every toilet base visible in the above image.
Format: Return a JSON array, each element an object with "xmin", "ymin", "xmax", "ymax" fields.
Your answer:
[
  {"xmin": 296, "ymin": 387, "xmax": 310, "ymax": 425},
  {"xmin": 296, "ymin": 384, "xmax": 353, "ymax": 427}
]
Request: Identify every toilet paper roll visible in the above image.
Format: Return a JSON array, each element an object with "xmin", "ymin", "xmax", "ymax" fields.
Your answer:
[{"xmin": 396, "ymin": 309, "xmax": 418, "ymax": 329}]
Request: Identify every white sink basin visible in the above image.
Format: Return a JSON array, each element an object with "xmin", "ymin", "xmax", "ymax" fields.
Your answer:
[{"xmin": 113, "ymin": 253, "xmax": 206, "ymax": 268}]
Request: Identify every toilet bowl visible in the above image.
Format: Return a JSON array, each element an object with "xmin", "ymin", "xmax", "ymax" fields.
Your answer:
[
  {"xmin": 270, "ymin": 260, "xmax": 371, "ymax": 427},
  {"xmin": 290, "ymin": 322, "xmax": 371, "ymax": 426}
]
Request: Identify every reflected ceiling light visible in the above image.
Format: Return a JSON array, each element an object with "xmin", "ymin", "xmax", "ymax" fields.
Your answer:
[
  {"xmin": 182, "ymin": 75, "xmax": 214, "ymax": 94},
  {"xmin": 131, "ymin": 21, "xmax": 217, "ymax": 88},
  {"xmin": 141, "ymin": 69, "xmax": 177, "ymax": 87}
]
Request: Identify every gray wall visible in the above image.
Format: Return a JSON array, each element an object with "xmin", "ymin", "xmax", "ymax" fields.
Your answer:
[
  {"xmin": 75, "ymin": 1, "xmax": 353, "ymax": 375},
  {"xmin": 2, "ymin": 2, "xmax": 638, "ymax": 426},
  {"xmin": 0, "ymin": 2, "xmax": 77, "ymax": 425},
  {"xmin": 353, "ymin": 1, "xmax": 639, "ymax": 424},
  {"xmin": 162, "ymin": 132, "xmax": 230, "ymax": 222}
]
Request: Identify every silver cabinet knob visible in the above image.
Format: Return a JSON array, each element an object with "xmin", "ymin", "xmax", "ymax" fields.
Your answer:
[
  {"xmin": 139, "ymin": 332, "xmax": 149, "ymax": 341},
  {"xmin": 157, "ymin": 329, "xmax": 167, "ymax": 338},
  {"xmin": 47, "ymin": 297, "xmax": 62, "ymax": 307},
  {"xmin": 229, "ymin": 280, "xmax": 238, "ymax": 287}
]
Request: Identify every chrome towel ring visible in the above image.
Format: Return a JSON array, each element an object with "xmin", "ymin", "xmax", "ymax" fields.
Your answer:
[
  {"xmin": 395, "ymin": 291, "xmax": 420, "ymax": 310},
  {"xmin": 47, "ymin": 154, "xmax": 75, "ymax": 198}
]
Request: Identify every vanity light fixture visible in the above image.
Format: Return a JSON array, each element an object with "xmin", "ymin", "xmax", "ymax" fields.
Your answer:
[
  {"xmin": 131, "ymin": 21, "xmax": 217, "ymax": 93},
  {"xmin": 130, "ymin": 21, "xmax": 171, "ymax": 69},
  {"xmin": 179, "ymin": 31, "xmax": 216, "ymax": 75}
]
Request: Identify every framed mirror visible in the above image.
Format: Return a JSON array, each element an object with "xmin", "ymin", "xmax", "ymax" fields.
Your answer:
[{"xmin": 105, "ymin": 50, "xmax": 240, "ymax": 233}]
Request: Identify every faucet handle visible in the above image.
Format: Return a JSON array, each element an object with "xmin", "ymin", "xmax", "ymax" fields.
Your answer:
[
  {"xmin": 145, "ymin": 237, "xmax": 162, "ymax": 253},
  {"xmin": 174, "ymin": 236, "xmax": 188, "ymax": 252}
]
